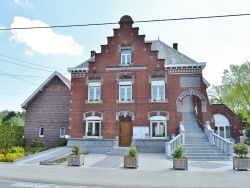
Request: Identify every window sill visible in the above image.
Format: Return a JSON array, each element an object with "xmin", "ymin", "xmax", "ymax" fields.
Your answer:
[
  {"xmin": 85, "ymin": 100, "xmax": 103, "ymax": 104},
  {"xmin": 152, "ymin": 137, "xmax": 165, "ymax": 139},
  {"xmin": 116, "ymin": 100, "xmax": 134, "ymax": 104},
  {"xmin": 149, "ymin": 99, "xmax": 168, "ymax": 103},
  {"xmin": 121, "ymin": 63, "xmax": 133, "ymax": 66}
]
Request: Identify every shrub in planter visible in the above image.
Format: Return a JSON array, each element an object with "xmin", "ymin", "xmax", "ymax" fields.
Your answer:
[
  {"xmin": 68, "ymin": 145, "xmax": 84, "ymax": 166},
  {"xmin": 233, "ymin": 143, "xmax": 250, "ymax": 170},
  {"xmin": 172, "ymin": 145, "xmax": 188, "ymax": 170},
  {"xmin": 124, "ymin": 145, "xmax": 139, "ymax": 169}
]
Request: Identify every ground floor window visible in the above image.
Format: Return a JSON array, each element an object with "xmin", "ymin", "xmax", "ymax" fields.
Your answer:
[
  {"xmin": 60, "ymin": 127, "xmax": 65, "ymax": 138},
  {"xmin": 86, "ymin": 116, "xmax": 101, "ymax": 137},
  {"xmin": 151, "ymin": 121, "xmax": 165, "ymax": 137},
  {"xmin": 215, "ymin": 126, "xmax": 230, "ymax": 139},
  {"xmin": 150, "ymin": 116, "xmax": 167, "ymax": 138},
  {"xmin": 39, "ymin": 127, "xmax": 44, "ymax": 137},
  {"xmin": 213, "ymin": 114, "xmax": 231, "ymax": 139}
]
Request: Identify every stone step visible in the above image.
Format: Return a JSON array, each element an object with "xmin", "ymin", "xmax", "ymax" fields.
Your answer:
[
  {"xmin": 184, "ymin": 150, "xmax": 224, "ymax": 153},
  {"xmin": 184, "ymin": 153, "xmax": 228, "ymax": 156},
  {"xmin": 186, "ymin": 156, "xmax": 231, "ymax": 161},
  {"xmin": 106, "ymin": 147, "xmax": 129, "ymax": 156}
]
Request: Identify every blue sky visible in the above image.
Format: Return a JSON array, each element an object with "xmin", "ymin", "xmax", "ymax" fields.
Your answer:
[{"xmin": 0, "ymin": 0, "xmax": 250, "ymax": 112}]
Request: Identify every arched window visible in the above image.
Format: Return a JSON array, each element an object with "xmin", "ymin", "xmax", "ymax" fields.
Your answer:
[{"xmin": 213, "ymin": 114, "xmax": 231, "ymax": 139}]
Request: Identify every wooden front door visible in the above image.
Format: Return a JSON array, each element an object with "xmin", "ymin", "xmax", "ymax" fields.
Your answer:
[{"xmin": 119, "ymin": 121, "xmax": 132, "ymax": 147}]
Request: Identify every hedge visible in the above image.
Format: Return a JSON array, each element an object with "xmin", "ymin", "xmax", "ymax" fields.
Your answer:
[{"xmin": 0, "ymin": 125, "xmax": 24, "ymax": 149}]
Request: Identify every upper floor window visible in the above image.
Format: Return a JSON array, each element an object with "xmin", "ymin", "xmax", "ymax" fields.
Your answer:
[
  {"xmin": 88, "ymin": 82, "xmax": 101, "ymax": 103},
  {"xmin": 121, "ymin": 50, "xmax": 131, "ymax": 65},
  {"xmin": 119, "ymin": 81, "xmax": 132, "ymax": 102},
  {"xmin": 151, "ymin": 80, "xmax": 165, "ymax": 102}
]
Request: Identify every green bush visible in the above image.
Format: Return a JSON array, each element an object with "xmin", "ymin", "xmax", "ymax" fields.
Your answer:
[
  {"xmin": 57, "ymin": 140, "xmax": 68, "ymax": 147},
  {"xmin": 31, "ymin": 138, "xmax": 45, "ymax": 148},
  {"xmin": 126, "ymin": 145, "xmax": 138, "ymax": 157},
  {"xmin": 0, "ymin": 126, "xmax": 24, "ymax": 149},
  {"xmin": 233, "ymin": 143, "xmax": 249, "ymax": 158},
  {"xmin": 71, "ymin": 145, "xmax": 80, "ymax": 155},
  {"xmin": 8, "ymin": 146, "xmax": 25, "ymax": 153},
  {"xmin": 172, "ymin": 145, "xmax": 186, "ymax": 158},
  {"xmin": 24, "ymin": 147, "xmax": 47, "ymax": 155}
]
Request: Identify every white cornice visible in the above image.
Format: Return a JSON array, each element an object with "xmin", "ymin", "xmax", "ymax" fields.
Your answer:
[
  {"xmin": 165, "ymin": 62, "xmax": 206, "ymax": 70},
  {"xmin": 67, "ymin": 67, "xmax": 89, "ymax": 73}
]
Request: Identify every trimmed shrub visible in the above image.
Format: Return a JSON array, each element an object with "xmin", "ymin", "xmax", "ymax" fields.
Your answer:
[
  {"xmin": 172, "ymin": 145, "xmax": 186, "ymax": 158},
  {"xmin": 0, "ymin": 154, "xmax": 5, "ymax": 161},
  {"xmin": 0, "ymin": 125, "xmax": 24, "ymax": 149},
  {"xmin": 0, "ymin": 152, "xmax": 25, "ymax": 162},
  {"xmin": 126, "ymin": 145, "xmax": 138, "ymax": 157},
  {"xmin": 233, "ymin": 143, "xmax": 249, "ymax": 158}
]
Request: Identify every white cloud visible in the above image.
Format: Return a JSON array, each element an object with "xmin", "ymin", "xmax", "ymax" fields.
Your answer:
[
  {"xmin": 24, "ymin": 50, "xmax": 33, "ymax": 56},
  {"xmin": 10, "ymin": 16, "xmax": 84, "ymax": 55},
  {"xmin": 14, "ymin": 0, "xmax": 32, "ymax": 7}
]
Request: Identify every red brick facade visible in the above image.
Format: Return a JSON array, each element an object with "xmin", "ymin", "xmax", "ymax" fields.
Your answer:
[{"xmin": 68, "ymin": 15, "xmax": 242, "ymax": 145}]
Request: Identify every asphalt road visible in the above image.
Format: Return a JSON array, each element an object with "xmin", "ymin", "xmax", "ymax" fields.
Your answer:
[{"xmin": 0, "ymin": 179, "xmax": 102, "ymax": 188}]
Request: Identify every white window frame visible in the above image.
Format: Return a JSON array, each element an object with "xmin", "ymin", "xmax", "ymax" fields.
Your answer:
[
  {"xmin": 39, "ymin": 127, "xmax": 44, "ymax": 137},
  {"xmin": 151, "ymin": 80, "xmax": 165, "ymax": 102},
  {"xmin": 150, "ymin": 116, "xmax": 167, "ymax": 139},
  {"xmin": 119, "ymin": 81, "xmax": 132, "ymax": 102},
  {"xmin": 60, "ymin": 127, "xmax": 65, "ymax": 138},
  {"xmin": 86, "ymin": 116, "xmax": 101, "ymax": 138},
  {"xmin": 121, "ymin": 49, "xmax": 131, "ymax": 65},
  {"xmin": 88, "ymin": 82, "xmax": 101, "ymax": 103}
]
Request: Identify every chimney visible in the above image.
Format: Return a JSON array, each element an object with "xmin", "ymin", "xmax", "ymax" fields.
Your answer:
[
  {"xmin": 91, "ymin": 51, "xmax": 96, "ymax": 57},
  {"xmin": 173, "ymin": 43, "xmax": 178, "ymax": 51}
]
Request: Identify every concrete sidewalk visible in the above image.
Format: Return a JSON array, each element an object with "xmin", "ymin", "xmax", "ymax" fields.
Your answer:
[{"xmin": 0, "ymin": 153, "xmax": 250, "ymax": 188}]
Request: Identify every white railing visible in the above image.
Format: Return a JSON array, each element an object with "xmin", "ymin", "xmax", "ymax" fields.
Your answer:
[
  {"xmin": 204, "ymin": 121, "xmax": 234, "ymax": 156},
  {"xmin": 165, "ymin": 121, "xmax": 185, "ymax": 158}
]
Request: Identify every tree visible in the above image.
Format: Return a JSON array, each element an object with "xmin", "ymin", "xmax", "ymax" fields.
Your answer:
[
  {"xmin": 3, "ymin": 111, "xmax": 16, "ymax": 122},
  {"xmin": 208, "ymin": 61, "xmax": 250, "ymax": 129},
  {"xmin": 0, "ymin": 110, "xmax": 25, "ymax": 126}
]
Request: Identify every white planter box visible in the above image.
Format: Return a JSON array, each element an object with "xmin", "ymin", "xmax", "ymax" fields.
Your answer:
[
  {"xmin": 124, "ymin": 156, "xmax": 138, "ymax": 169},
  {"xmin": 233, "ymin": 158, "xmax": 250, "ymax": 170},
  {"xmin": 68, "ymin": 154, "xmax": 84, "ymax": 166},
  {"xmin": 173, "ymin": 158, "xmax": 188, "ymax": 170}
]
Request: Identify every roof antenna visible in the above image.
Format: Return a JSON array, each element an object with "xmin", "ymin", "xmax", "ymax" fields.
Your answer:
[{"xmin": 158, "ymin": 35, "xmax": 160, "ymax": 41}]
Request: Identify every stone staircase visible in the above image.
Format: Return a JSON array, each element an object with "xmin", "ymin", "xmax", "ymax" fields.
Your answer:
[{"xmin": 183, "ymin": 112, "xmax": 230, "ymax": 161}]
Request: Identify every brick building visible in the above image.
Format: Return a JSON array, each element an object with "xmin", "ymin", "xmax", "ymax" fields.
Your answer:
[
  {"xmin": 66, "ymin": 15, "xmax": 242, "ymax": 152},
  {"xmin": 21, "ymin": 71, "xmax": 70, "ymax": 147},
  {"xmin": 22, "ymin": 15, "xmax": 242, "ymax": 151}
]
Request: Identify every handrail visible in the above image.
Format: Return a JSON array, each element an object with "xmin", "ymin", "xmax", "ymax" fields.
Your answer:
[
  {"xmin": 204, "ymin": 121, "xmax": 234, "ymax": 157},
  {"xmin": 165, "ymin": 121, "xmax": 185, "ymax": 158},
  {"xmin": 195, "ymin": 113, "xmax": 203, "ymax": 127}
]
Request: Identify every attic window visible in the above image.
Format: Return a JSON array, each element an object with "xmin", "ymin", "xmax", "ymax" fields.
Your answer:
[{"xmin": 121, "ymin": 50, "xmax": 131, "ymax": 65}]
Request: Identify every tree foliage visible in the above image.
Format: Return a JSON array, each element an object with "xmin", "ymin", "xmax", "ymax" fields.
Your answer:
[
  {"xmin": 208, "ymin": 61, "xmax": 250, "ymax": 128},
  {"xmin": 0, "ymin": 110, "xmax": 25, "ymax": 126}
]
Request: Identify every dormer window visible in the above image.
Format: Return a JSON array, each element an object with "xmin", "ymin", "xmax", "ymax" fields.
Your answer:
[{"xmin": 121, "ymin": 49, "xmax": 131, "ymax": 65}]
